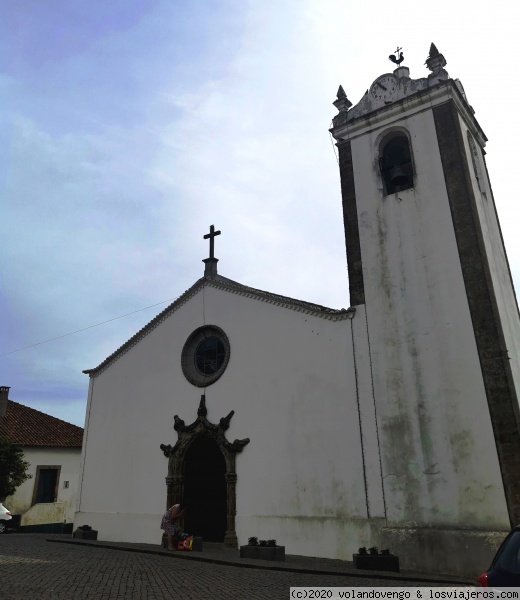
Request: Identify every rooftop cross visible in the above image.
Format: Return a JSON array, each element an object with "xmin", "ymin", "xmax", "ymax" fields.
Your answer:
[{"xmin": 204, "ymin": 224, "xmax": 221, "ymax": 260}]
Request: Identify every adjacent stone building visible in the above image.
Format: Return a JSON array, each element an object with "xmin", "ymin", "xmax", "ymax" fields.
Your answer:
[{"xmin": 0, "ymin": 387, "xmax": 83, "ymax": 532}]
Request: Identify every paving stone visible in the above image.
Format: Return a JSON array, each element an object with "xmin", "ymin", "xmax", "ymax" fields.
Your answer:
[{"xmin": 0, "ymin": 534, "xmax": 471, "ymax": 600}]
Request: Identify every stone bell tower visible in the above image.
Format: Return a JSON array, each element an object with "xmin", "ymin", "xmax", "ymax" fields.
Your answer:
[{"xmin": 330, "ymin": 45, "xmax": 520, "ymax": 573}]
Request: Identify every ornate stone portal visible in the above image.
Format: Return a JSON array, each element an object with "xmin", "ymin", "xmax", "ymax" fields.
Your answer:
[{"xmin": 160, "ymin": 395, "xmax": 250, "ymax": 548}]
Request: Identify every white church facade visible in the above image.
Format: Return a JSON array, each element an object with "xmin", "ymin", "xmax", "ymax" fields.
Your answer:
[{"xmin": 75, "ymin": 45, "xmax": 520, "ymax": 577}]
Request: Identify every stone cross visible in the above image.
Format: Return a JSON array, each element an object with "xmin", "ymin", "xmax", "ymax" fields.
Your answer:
[{"xmin": 204, "ymin": 225, "xmax": 221, "ymax": 259}]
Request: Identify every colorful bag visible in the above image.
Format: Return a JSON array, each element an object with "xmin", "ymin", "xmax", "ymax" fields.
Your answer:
[{"xmin": 177, "ymin": 535, "xmax": 193, "ymax": 551}]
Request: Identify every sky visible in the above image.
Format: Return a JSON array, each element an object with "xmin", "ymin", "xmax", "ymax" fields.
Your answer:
[{"xmin": 1, "ymin": 0, "xmax": 519, "ymax": 427}]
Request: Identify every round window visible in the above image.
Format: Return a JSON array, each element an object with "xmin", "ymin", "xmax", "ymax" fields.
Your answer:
[{"xmin": 181, "ymin": 326, "xmax": 230, "ymax": 387}]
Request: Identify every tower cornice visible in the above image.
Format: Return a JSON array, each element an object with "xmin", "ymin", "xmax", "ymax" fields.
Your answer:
[{"xmin": 331, "ymin": 79, "xmax": 487, "ymax": 149}]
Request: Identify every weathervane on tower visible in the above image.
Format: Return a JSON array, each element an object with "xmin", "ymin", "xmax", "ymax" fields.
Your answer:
[{"xmin": 389, "ymin": 47, "xmax": 404, "ymax": 66}]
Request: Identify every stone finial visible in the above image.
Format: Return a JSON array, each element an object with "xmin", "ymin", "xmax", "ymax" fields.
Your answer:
[
  {"xmin": 428, "ymin": 43, "xmax": 440, "ymax": 59},
  {"xmin": 173, "ymin": 415, "xmax": 185, "ymax": 431},
  {"xmin": 0, "ymin": 386, "xmax": 10, "ymax": 418},
  {"xmin": 426, "ymin": 43, "xmax": 448, "ymax": 82},
  {"xmin": 197, "ymin": 394, "xmax": 208, "ymax": 417},
  {"xmin": 203, "ymin": 257, "xmax": 218, "ymax": 277},
  {"xmin": 160, "ymin": 443, "xmax": 173, "ymax": 457},
  {"xmin": 333, "ymin": 86, "xmax": 353, "ymax": 113},
  {"xmin": 219, "ymin": 411, "xmax": 234, "ymax": 431}
]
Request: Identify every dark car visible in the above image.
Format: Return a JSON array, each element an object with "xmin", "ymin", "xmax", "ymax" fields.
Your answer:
[{"xmin": 477, "ymin": 526, "xmax": 520, "ymax": 587}]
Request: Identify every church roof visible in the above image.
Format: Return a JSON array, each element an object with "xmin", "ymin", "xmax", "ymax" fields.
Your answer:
[
  {"xmin": 83, "ymin": 274, "xmax": 353, "ymax": 377},
  {"xmin": 0, "ymin": 400, "xmax": 83, "ymax": 448}
]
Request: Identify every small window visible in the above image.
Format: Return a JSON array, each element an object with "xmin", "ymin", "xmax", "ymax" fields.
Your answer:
[
  {"xmin": 63, "ymin": 481, "xmax": 69, "ymax": 489},
  {"xmin": 32, "ymin": 466, "xmax": 60, "ymax": 504},
  {"xmin": 379, "ymin": 134, "xmax": 414, "ymax": 194}
]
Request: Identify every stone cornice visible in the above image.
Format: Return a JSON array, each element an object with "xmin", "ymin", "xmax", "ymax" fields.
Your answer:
[
  {"xmin": 331, "ymin": 79, "xmax": 487, "ymax": 149},
  {"xmin": 82, "ymin": 278, "xmax": 206, "ymax": 377},
  {"xmin": 83, "ymin": 275, "xmax": 354, "ymax": 377},
  {"xmin": 204, "ymin": 275, "xmax": 353, "ymax": 322}
]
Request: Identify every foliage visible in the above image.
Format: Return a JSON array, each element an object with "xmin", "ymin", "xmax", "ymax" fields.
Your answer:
[
  {"xmin": 248, "ymin": 536, "xmax": 278, "ymax": 547},
  {"xmin": 359, "ymin": 546, "xmax": 392, "ymax": 556},
  {"xmin": 0, "ymin": 438, "xmax": 31, "ymax": 500},
  {"xmin": 78, "ymin": 525, "xmax": 93, "ymax": 531}
]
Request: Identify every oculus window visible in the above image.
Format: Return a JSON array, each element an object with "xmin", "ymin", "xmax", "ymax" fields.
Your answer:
[{"xmin": 182, "ymin": 325, "xmax": 230, "ymax": 387}]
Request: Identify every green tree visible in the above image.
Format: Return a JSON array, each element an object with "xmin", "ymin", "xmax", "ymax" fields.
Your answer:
[{"xmin": 0, "ymin": 438, "xmax": 31, "ymax": 501}]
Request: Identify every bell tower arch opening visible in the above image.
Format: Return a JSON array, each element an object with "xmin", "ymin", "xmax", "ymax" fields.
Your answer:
[
  {"xmin": 183, "ymin": 434, "xmax": 227, "ymax": 542},
  {"xmin": 379, "ymin": 131, "xmax": 414, "ymax": 194}
]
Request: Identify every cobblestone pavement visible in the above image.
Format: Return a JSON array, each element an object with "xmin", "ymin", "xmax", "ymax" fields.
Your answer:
[{"xmin": 0, "ymin": 534, "xmax": 468, "ymax": 600}]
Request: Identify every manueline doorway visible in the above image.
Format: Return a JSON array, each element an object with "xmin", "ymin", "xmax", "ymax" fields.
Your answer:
[{"xmin": 183, "ymin": 435, "xmax": 227, "ymax": 542}]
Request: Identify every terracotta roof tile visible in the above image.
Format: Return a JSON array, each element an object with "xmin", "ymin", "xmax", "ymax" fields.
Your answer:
[{"xmin": 0, "ymin": 401, "xmax": 83, "ymax": 447}]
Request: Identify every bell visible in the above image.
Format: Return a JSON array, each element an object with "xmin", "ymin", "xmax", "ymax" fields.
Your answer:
[{"xmin": 389, "ymin": 166, "xmax": 409, "ymax": 186}]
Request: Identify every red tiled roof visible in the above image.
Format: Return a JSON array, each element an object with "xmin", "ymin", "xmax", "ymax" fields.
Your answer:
[{"xmin": 0, "ymin": 401, "xmax": 83, "ymax": 447}]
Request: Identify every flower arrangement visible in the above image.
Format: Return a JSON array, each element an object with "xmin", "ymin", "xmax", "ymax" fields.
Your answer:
[{"xmin": 247, "ymin": 536, "xmax": 278, "ymax": 547}]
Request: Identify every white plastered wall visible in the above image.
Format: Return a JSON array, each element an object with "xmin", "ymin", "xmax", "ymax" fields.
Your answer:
[
  {"xmin": 5, "ymin": 446, "xmax": 81, "ymax": 523},
  {"xmin": 459, "ymin": 116, "xmax": 520, "ymax": 420},
  {"xmin": 75, "ymin": 284, "xmax": 367, "ymax": 558},
  {"xmin": 349, "ymin": 104, "xmax": 509, "ymax": 530}
]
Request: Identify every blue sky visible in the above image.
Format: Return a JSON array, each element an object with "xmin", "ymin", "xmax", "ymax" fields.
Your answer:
[{"xmin": 2, "ymin": 0, "xmax": 519, "ymax": 426}]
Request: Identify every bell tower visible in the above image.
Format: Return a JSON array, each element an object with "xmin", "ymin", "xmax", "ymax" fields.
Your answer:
[{"xmin": 331, "ymin": 45, "xmax": 520, "ymax": 572}]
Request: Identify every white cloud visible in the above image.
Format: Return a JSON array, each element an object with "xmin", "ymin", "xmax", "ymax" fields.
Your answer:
[
  {"xmin": 147, "ymin": 0, "xmax": 350, "ymax": 306},
  {"xmin": 2, "ymin": 0, "xmax": 519, "ymax": 426}
]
